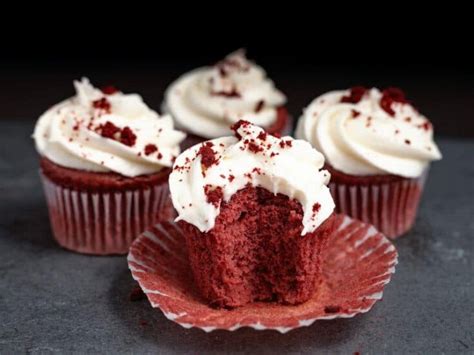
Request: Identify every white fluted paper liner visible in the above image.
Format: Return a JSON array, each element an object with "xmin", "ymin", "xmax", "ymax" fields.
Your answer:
[
  {"xmin": 128, "ymin": 214, "xmax": 398, "ymax": 332},
  {"xmin": 329, "ymin": 169, "xmax": 428, "ymax": 239},
  {"xmin": 41, "ymin": 173, "xmax": 171, "ymax": 255}
]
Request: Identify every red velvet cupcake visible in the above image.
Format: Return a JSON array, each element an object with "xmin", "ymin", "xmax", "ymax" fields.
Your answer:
[
  {"xmin": 33, "ymin": 78, "xmax": 185, "ymax": 254},
  {"xmin": 296, "ymin": 87, "xmax": 442, "ymax": 238},
  {"xmin": 169, "ymin": 121, "xmax": 335, "ymax": 308},
  {"xmin": 163, "ymin": 50, "xmax": 291, "ymax": 149}
]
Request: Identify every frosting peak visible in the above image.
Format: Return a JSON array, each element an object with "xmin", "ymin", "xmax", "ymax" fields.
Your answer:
[
  {"xmin": 164, "ymin": 50, "xmax": 286, "ymax": 138},
  {"xmin": 34, "ymin": 78, "xmax": 186, "ymax": 177},
  {"xmin": 296, "ymin": 87, "xmax": 442, "ymax": 178},
  {"xmin": 169, "ymin": 121, "xmax": 335, "ymax": 235}
]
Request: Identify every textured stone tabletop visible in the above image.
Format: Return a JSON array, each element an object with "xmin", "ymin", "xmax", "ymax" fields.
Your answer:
[{"xmin": 0, "ymin": 121, "xmax": 472, "ymax": 354}]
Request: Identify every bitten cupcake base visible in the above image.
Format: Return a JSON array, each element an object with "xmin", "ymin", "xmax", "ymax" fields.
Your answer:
[
  {"xmin": 41, "ymin": 174, "xmax": 171, "ymax": 255},
  {"xmin": 128, "ymin": 214, "xmax": 398, "ymax": 332}
]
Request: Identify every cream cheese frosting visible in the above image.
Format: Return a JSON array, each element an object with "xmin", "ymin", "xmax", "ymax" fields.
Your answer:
[
  {"xmin": 34, "ymin": 78, "xmax": 186, "ymax": 177},
  {"xmin": 296, "ymin": 87, "xmax": 442, "ymax": 178},
  {"xmin": 163, "ymin": 50, "xmax": 286, "ymax": 138},
  {"xmin": 169, "ymin": 121, "xmax": 335, "ymax": 235}
]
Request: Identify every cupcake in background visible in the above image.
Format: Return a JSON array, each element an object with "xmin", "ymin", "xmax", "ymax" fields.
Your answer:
[
  {"xmin": 163, "ymin": 50, "xmax": 290, "ymax": 148},
  {"xmin": 33, "ymin": 78, "xmax": 186, "ymax": 255},
  {"xmin": 169, "ymin": 120, "xmax": 335, "ymax": 308},
  {"xmin": 296, "ymin": 87, "xmax": 441, "ymax": 238}
]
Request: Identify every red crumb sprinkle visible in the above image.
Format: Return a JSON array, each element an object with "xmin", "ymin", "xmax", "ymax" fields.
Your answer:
[
  {"xmin": 252, "ymin": 167, "xmax": 262, "ymax": 175},
  {"xmin": 405, "ymin": 117, "xmax": 412, "ymax": 122},
  {"xmin": 198, "ymin": 142, "xmax": 218, "ymax": 169},
  {"xmin": 157, "ymin": 153, "xmax": 163, "ymax": 159},
  {"xmin": 257, "ymin": 131, "xmax": 268, "ymax": 141},
  {"xmin": 248, "ymin": 141, "xmax": 264, "ymax": 153},
  {"xmin": 312, "ymin": 203, "xmax": 321, "ymax": 213},
  {"xmin": 351, "ymin": 109, "xmax": 361, "ymax": 118},
  {"xmin": 92, "ymin": 97, "xmax": 111, "ymax": 113},
  {"xmin": 228, "ymin": 175, "xmax": 235, "ymax": 182},
  {"xmin": 405, "ymin": 139, "xmax": 411, "ymax": 145},
  {"xmin": 270, "ymin": 152, "xmax": 279, "ymax": 157},
  {"xmin": 230, "ymin": 120, "xmax": 251, "ymax": 139},
  {"xmin": 144, "ymin": 144, "xmax": 158, "ymax": 156},
  {"xmin": 279, "ymin": 140, "xmax": 293, "ymax": 149},
  {"xmin": 101, "ymin": 86, "xmax": 119, "ymax": 95},
  {"xmin": 120, "ymin": 127, "xmax": 137, "ymax": 147},
  {"xmin": 380, "ymin": 87, "xmax": 408, "ymax": 116},
  {"xmin": 418, "ymin": 121, "xmax": 432, "ymax": 131},
  {"xmin": 340, "ymin": 86, "xmax": 367, "ymax": 104},
  {"xmin": 204, "ymin": 185, "xmax": 223, "ymax": 207},
  {"xmin": 254, "ymin": 100, "xmax": 265, "ymax": 113},
  {"xmin": 98, "ymin": 121, "xmax": 120, "ymax": 139}
]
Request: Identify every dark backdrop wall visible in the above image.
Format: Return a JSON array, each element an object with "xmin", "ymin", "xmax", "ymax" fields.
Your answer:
[{"xmin": 1, "ymin": 38, "xmax": 472, "ymax": 138}]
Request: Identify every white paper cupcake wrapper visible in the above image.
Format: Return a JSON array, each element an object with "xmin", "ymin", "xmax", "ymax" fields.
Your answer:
[
  {"xmin": 41, "ymin": 173, "xmax": 171, "ymax": 255},
  {"xmin": 328, "ymin": 169, "xmax": 428, "ymax": 239}
]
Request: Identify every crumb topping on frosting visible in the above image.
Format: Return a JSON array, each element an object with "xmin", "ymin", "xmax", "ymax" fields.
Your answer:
[
  {"xmin": 164, "ymin": 50, "xmax": 286, "ymax": 138},
  {"xmin": 169, "ymin": 121, "xmax": 335, "ymax": 235},
  {"xmin": 296, "ymin": 87, "xmax": 442, "ymax": 178},
  {"xmin": 33, "ymin": 78, "xmax": 185, "ymax": 177}
]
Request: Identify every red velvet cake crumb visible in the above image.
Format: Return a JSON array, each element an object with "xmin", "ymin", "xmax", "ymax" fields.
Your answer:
[
  {"xmin": 144, "ymin": 144, "xmax": 158, "ymax": 156},
  {"xmin": 247, "ymin": 140, "xmax": 264, "ymax": 153},
  {"xmin": 340, "ymin": 86, "xmax": 367, "ymax": 104},
  {"xmin": 181, "ymin": 186, "xmax": 336, "ymax": 308},
  {"xmin": 204, "ymin": 185, "xmax": 223, "ymax": 207},
  {"xmin": 101, "ymin": 85, "xmax": 119, "ymax": 95},
  {"xmin": 351, "ymin": 109, "xmax": 361, "ymax": 118},
  {"xmin": 418, "ymin": 121, "xmax": 432, "ymax": 131},
  {"xmin": 313, "ymin": 203, "xmax": 321, "ymax": 213},
  {"xmin": 98, "ymin": 121, "xmax": 120, "ymax": 139},
  {"xmin": 380, "ymin": 87, "xmax": 408, "ymax": 116},
  {"xmin": 230, "ymin": 120, "xmax": 251, "ymax": 139},
  {"xmin": 92, "ymin": 97, "xmax": 111, "ymax": 113},
  {"xmin": 120, "ymin": 127, "xmax": 137, "ymax": 147},
  {"xmin": 198, "ymin": 142, "xmax": 218, "ymax": 169},
  {"xmin": 257, "ymin": 131, "xmax": 268, "ymax": 141}
]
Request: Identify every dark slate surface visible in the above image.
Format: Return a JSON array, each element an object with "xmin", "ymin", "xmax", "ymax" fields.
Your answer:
[{"xmin": 0, "ymin": 121, "xmax": 473, "ymax": 354}]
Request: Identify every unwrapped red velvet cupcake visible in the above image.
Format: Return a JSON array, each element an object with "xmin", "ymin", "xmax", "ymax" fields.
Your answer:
[
  {"xmin": 163, "ymin": 50, "xmax": 291, "ymax": 148},
  {"xmin": 33, "ymin": 78, "xmax": 186, "ymax": 255},
  {"xmin": 169, "ymin": 121, "xmax": 336, "ymax": 308},
  {"xmin": 296, "ymin": 87, "xmax": 442, "ymax": 238}
]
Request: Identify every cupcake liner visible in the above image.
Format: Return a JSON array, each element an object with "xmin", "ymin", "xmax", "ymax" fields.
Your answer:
[
  {"xmin": 41, "ymin": 173, "xmax": 172, "ymax": 255},
  {"xmin": 329, "ymin": 169, "xmax": 428, "ymax": 239},
  {"xmin": 128, "ymin": 214, "xmax": 398, "ymax": 332}
]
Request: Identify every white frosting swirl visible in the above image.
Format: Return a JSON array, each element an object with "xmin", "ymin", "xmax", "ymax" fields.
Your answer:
[
  {"xmin": 164, "ymin": 50, "xmax": 286, "ymax": 138},
  {"xmin": 34, "ymin": 78, "xmax": 186, "ymax": 177},
  {"xmin": 169, "ymin": 121, "xmax": 335, "ymax": 235},
  {"xmin": 296, "ymin": 88, "xmax": 442, "ymax": 178}
]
